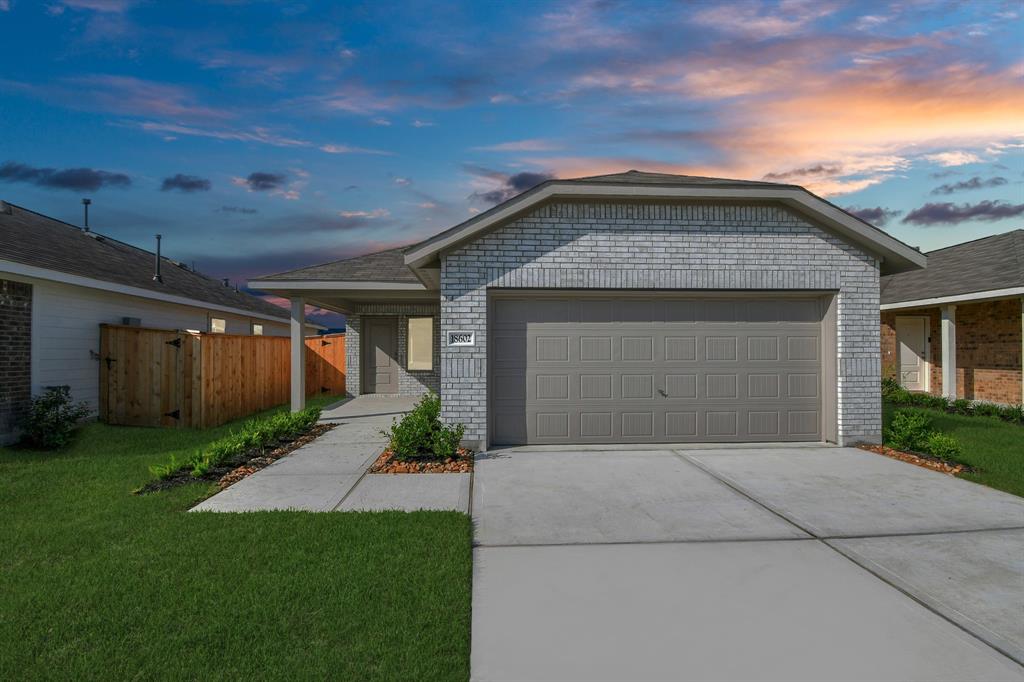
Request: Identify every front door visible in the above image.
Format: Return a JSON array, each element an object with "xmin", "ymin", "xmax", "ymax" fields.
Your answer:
[
  {"xmin": 895, "ymin": 317, "xmax": 928, "ymax": 391},
  {"xmin": 362, "ymin": 317, "xmax": 399, "ymax": 394}
]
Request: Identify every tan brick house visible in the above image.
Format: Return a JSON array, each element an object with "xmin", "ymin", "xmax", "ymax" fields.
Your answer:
[{"xmin": 881, "ymin": 229, "xmax": 1023, "ymax": 405}]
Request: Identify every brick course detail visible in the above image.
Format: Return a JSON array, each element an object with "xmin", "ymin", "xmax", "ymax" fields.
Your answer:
[
  {"xmin": 881, "ymin": 298, "xmax": 1023, "ymax": 404},
  {"xmin": 441, "ymin": 200, "xmax": 881, "ymax": 447},
  {"xmin": 0, "ymin": 278, "xmax": 32, "ymax": 442}
]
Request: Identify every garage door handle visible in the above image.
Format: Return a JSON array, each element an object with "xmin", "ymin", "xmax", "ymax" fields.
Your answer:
[{"xmin": 658, "ymin": 388, "xmax": 667, "ymax": 397}]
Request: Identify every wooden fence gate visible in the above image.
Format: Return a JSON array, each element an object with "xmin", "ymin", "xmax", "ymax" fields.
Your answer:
[{"xmin": 99, "ymin": 325, "xmax": 345, "ymax": 429}]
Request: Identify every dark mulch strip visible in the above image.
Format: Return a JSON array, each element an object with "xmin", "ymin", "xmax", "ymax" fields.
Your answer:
[
  {"xmin": 136, "ymin": 423, "xmax": 335, "ymax": 494},
  {"xmin": 858, "ymin": 443, "xmax": 977, "ymax": 475},
  {"xmin": 369, "ymin": 448, "xmax": 474, "ymax": 474}
]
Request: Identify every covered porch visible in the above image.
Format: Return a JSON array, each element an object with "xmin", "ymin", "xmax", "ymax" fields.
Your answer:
[{"xmin": 248, "ymin": 247, "xmax": 441, "ymax": 412}]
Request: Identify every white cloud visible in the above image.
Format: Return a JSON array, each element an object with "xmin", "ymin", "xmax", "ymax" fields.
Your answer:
[
  {"xmin": 370, "ymin": 117, "xmax": 391, "ymax": 126},
  {"xmin": 473, "ymin": 139, "xmax": 562, "ymax": 152},
  {"xmin": 339, "ymin": 208, "xmax": 390, "ymax": 219},
  {"xmin": 319, "ymin": 143, "xmax": 392, "ymax": 155},
  {"xmin": 923, "ymin": 151, "xmax": 984, "ymax": 166},
  {"xmin": 412, "ymin": 119, "xmax": 435, "ymax": 128}
]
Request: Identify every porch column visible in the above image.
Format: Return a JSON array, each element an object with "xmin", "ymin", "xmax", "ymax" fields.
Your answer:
[
  {"xmin": 290, "ymin": 297, "xmax": 306, "ymax": 412},
  {"xmin": 941, "ymin": 304, "xmax": 957, "ymax": 399}
]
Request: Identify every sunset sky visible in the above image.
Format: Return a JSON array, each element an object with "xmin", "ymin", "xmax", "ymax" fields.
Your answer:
[{"xmin": 1, "ymin": 0, "xmax": 1021, "ymax": 321}]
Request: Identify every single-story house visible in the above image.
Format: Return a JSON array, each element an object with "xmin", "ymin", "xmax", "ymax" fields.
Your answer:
[
  {"xmin": 881, "ymin": 229, "xmax": 1022, "ymax": 405},
  {"xmin": 251, "ymin": 171, "xmax": 926, "ymax": 449},
  {"xmin": 0, "ymin": 200, "xmax": 321, "ymax": 443}
]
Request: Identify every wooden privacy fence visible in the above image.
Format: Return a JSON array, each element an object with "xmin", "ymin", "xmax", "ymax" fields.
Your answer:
[{"xmin": 99, "ymin": 325, "xmax": 345, "ymax": 429}]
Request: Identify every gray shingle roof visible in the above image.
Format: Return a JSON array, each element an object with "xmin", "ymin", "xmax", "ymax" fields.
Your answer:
[
  {"xmin": 880, "ymin": 229, "xmax": 1024, "ymax": 304},
  {"xmin": 574, "ymin": 169, "xmax": 794, "ymax": 188},
  {"xmin": 0, "ymin": 201, "xmax": 289, "ymax": 320},
  {"xmin": 256, "ymin": 246, "xmax": 420, "ymax": 283}
]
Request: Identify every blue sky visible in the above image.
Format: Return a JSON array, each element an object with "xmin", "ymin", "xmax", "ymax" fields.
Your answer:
[{"xmin": 1, "ymin": 0, "xmax": 1022, "ymax": 315}]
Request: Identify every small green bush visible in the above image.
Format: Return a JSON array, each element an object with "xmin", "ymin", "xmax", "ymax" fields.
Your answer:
[
  {"xmin": 972, "ymin": 402, "xmax": 1003, "ymax": 418},
  {"xmin": 950, "ymin": 398, "xmax": 973, "ymax": 415},
  {"xmin": 884, "ymin": 410, "xmax": 933, "ymax": 452},
  {"xmin": 383, "ymin": 392, "xmax": 467, "ymax": 461},
  {"xmin": 881, "ymin": 376, "xmax": 906, "ymax": 402},
  {"xmin": 20, "ymin": 385, "xmax": 91, "ymax": 449},
  {"xmin": 925, "ymin": 432, "xmax": 964, "ymax": 463},
  {"xmin": 999, "ymin": 404, "xmax": 1024, "ymax": 424}
]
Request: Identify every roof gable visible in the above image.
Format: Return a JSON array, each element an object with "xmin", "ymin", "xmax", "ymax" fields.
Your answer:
[{"xmin": 402, "ymin": 171, "xmax": 927, "ymax": 277}]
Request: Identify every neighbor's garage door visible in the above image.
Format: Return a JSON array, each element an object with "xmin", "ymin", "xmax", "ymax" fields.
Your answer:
[{"xmin": 490, "ymin": 294, "xmax": 824, "ymax": 445}]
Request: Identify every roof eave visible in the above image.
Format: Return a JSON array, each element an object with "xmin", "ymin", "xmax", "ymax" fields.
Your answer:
[{"xmin": 402, "ymin": 182, "xmax": 928, "ymax": 276}]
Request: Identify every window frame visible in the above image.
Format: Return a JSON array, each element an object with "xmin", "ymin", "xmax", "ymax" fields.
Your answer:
[
  {"xmin": 210, "ymin": 317, "xmax": 226, "ymax": 334},
  {"xmin": 251, "ymin": 322, "xmax": 264, "ymax": 336}
]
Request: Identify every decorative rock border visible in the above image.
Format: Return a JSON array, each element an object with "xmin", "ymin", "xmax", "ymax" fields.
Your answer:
[{"xmin": 369, "ymin": 448, "xmax": 473, "ymax": 474}]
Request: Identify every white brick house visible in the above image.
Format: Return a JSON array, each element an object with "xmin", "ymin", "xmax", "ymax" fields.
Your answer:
[{"xmin": 252, "ymin": 171, "xmax": 926, "ymax": 449}]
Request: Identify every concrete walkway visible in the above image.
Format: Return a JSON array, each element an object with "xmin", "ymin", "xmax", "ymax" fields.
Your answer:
[
  {"xmin": 471, "ymin": 446, "xmax": 1024, "ymax": 681},
  {"xmin": 191, "ymin": 396, "xmax": 470, "ymax": 513}
]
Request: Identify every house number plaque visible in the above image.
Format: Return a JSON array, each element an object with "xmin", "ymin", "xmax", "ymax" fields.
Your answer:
[{"xmin": 447, "ymin": 331, "xmax": 475, "ymax": 347}]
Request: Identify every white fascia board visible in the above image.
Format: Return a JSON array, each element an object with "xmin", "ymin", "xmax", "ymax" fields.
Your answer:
[
  {"xmin": 247, "ymin": 280, "xmax": 427, "ymax": 291},
  {"xmin": 880, "ymin": 287, "xmax": 1024, "ymax": 310},
  {"xmin": 402, "ymin": 183, "xmax": 928, "ymax": 273},
  {"xmin": 1, "ymin": 259, "xmax": 295, "ymax": 326}
]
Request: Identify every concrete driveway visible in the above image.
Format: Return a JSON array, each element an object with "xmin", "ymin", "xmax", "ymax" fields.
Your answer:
[{"xmin": 471, "ymin": 445, "xmax": 1024, "ymax": 681}]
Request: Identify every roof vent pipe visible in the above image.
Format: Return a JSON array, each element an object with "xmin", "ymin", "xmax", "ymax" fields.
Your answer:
[
  {"xmin": 153, "ymin": 234, "xmax": 163, "ymax": 283},
  {"xmin": 222, "ymin": 278, "xmax": 230, "ymax": 287},
  {"xmin": 82, "ymin": 198, "xmax": 91, "ymax": 232}
]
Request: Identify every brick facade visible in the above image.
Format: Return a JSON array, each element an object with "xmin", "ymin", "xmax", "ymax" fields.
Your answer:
[
  {"xmin": 440, "ymin": 200, "xmax": 881, "ymax": 447},
  {"xmin": 345, "ymin": 302, "xmax": 441, "ymax": 397},
  {"xmin": 881, "ymin": 298, "xmax": 1023, "ymax": 404},
  {"xmin": 1, "ymin": 278, "xmax": 32, "ymax": 444}
]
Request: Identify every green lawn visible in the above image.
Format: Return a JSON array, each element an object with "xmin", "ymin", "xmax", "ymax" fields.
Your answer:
[
  {"xmin": 0, "ymin": 397, "xmax": 472, "ymax": 681},
  {"xmin": 883, "ymin": 402, "xmax": 1024, "ymax": 498}
]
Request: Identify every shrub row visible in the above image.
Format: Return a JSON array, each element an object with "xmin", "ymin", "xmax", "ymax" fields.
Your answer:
[
  {"xmin": 381, "ymin": 392, "xmax": 466, "ymax": 461},
  {"xmin": 149, "ymin": 406, "xmax": 322, "ymax": 480},
  {"xmin": 883, "ymin": 409, "xmax": 964, "ymax": 463},
  {"xmin": 882, "ymin": 378, "xmax": 1024, "ymax": 425}
]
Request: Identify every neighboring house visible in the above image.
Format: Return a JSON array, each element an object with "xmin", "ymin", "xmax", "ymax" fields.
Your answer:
[
  {"xmin": 252, "ymin": 171, "xmax": 926, "ymax": 449},
  {"xmin": 0, "ymin": 201, "xmax": 320, "ymax": 443},
  {"xmin": 880, "ymin": 229, "xmax": 1023, "ymax": 405}
]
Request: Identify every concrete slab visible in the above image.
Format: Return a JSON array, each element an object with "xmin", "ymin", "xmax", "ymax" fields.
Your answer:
[
  {"xmin": 319, "ymin": 396, "xmax": 418, "ymax": 421},
  {"xmin": 259, "ymin": 442, "xmax": 380, "ymax": 476},
  {"xmin": 473, "ymin": 450, "xmax": 808, "ymax": 545},
  {"xmin": 683, "ymin": 447, "xmax": 1024, "ymax": 537},
  {"xmin": 312, "ymin": 420, "xmax": 394, "ymax": 444},
  {"xmin": 831, "ymin": 529, "xmax": 1024, "ymax": 664},
  {"xmin": 190, "ymin": 473, "xmax": 359, "ymax": 512},
  {"xmin": 471, "ymin": 540, "xmax": 1024, "ymax": 682},
  {"xmin": 338, "ymin": 473, "xmax": 471, "ymax": 512}
]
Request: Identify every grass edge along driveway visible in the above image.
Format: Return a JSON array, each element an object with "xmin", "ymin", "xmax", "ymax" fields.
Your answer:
[
  {"xmin": 0, "ymin": 398, "xmax": 472, "ymax": 682},
  {"xmin": 883, "ymin": 402, "xmax": 1024, "ymax": 498}
]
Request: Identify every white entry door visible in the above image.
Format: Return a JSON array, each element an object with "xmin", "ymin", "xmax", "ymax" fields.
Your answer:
[{"xmin": 895, "ymin": 317, "xmax": 928, "ymax": 391}]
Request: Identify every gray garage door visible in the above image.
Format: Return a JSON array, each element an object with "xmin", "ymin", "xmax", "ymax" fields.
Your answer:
[{"xmin": 490, "ymin": 294, "xmax": 824, "ymax": 445}]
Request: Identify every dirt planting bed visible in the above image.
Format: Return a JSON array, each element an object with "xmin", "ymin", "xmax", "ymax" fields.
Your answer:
[
  {"xmin": 137, "ymin": 423, "xmax": 335, "ymax": 494},
  {"xmin": 858, "ymin": 443, "xmax": 975, "ymax": 475},
  {"xmin": 369, "ymin": 448, "xmax": 474, "ymax": 474}
]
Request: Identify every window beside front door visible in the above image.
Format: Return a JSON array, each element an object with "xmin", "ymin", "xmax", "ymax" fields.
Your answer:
[{"xmin": 407, "ymin": 317, "xmax": 433, "ymax": 371}]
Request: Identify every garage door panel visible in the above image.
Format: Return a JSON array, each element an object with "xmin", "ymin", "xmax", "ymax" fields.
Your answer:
[{"xmin": 491, "ymin": 295, "xmax": 824, "ymax": 444}]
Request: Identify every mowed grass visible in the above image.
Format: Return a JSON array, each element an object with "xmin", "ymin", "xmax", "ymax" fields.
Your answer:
[
  {"xmin": 0, "ymin": 397, "xmax": 472, "ymax": 681},
  {"xmin": 884, "ymin": 402, "xmax": 1024, "ymax": 498}
]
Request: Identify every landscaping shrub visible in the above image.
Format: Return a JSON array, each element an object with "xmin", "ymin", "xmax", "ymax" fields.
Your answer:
[
  {"xmin": 950, "ymin": 399, "xmax": 973, "ymax": 416},
  {"xmin": 383, "ymin": 392, "xmax": 467, "ymax": 461},
  {"xmin": 925, "ymin": 432, "xmax": 964, "ymax": 463},
  {"xmin": 148, "ymin": 406, "xmax": 322, "ymax": 480},
  {"xmin": 19, "ymin": 386, "xmax": 90, "ymax": 449},
  {"xmin": 883, "ymin": 410, "xmax": 933, "ymax": 452},
  {"xmin": 881, "ymin": 379, "xmax": 1023, "ymax": 426}
]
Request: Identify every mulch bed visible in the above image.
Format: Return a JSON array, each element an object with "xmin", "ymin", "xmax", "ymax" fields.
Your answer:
[
  {"xmin": 136, "ymin": 423, "xmax": 335, "ymax": 494},
  {"xmin": 369, "ymin": 448, "xmax": 474, "ymax": 474},
  {"xmin": 858, "ymin": 443, "xmax": 975, "ymax": 475}
]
